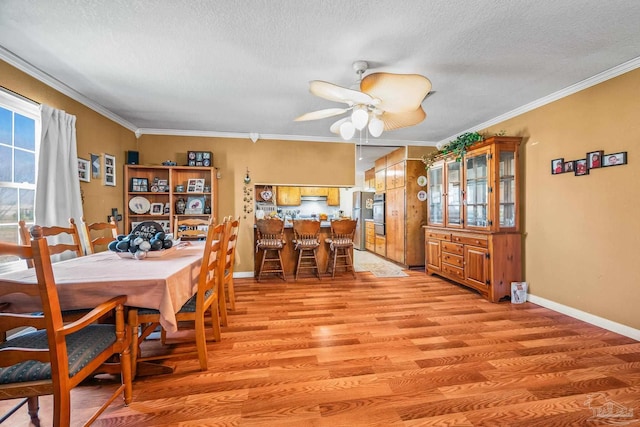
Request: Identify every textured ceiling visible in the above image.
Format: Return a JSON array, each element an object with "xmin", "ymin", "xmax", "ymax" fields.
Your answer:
[{"xmin": 1, "ymin": 0, "xmax": 639, "ymax": 171}]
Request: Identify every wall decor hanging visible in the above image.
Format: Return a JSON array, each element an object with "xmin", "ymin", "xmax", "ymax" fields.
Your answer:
[
  {"xmin": 103, "ymin": 153, "xmax": 116, "ymax": 186},
  {"xmin": 602, "ymin": 152, "xmax": 627, "ymax": 167},
  {"xmin": 552, "ymin": 150, "xmax": 627, "ymax": 176},
  {"xmin": 78, "ymin": 158, "xmax": 90, "ymax": 182}
]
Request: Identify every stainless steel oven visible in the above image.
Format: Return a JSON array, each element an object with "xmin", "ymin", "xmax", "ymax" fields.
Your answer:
[{"xmin": 372, "ymin": 193, "xmax": 385, "ymax": 235}]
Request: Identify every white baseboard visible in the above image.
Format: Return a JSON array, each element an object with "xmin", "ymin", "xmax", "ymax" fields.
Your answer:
[
  {"xmin": 527, "ymin": 294, "xmax": 640, "ymax": 341},
  {"xmin": 233, "ymin": 271, "xmax": 254, "ymax": 279}
]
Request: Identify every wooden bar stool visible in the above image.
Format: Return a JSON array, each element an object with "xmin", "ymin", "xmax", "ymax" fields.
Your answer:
[
  {"xmin": 292, "ymin": 219, "xmax": 322, "ymax": 280},
  {"xmin": 255, "ymin": 218, "xmax": 286, "ymax": 281},
  {"xmin": 325, "ymin": 219, "xmax": 358, "ymax": 279}
]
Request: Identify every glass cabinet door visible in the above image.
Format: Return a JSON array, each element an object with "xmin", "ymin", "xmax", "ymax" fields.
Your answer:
[
  {"xmin": 445, "ymin": 160, "xmax": 463, "ymax": 227},
  {"xmin": 427, "ymin": 163, "xmax": 444, "ymax": 225},
  {"xmin": 499, "ymin": 150, "xmax": 517, "ymax": 228},
  {"xmin": 465, "ymin": 153, "xmax": 489, "ymax": 228}
]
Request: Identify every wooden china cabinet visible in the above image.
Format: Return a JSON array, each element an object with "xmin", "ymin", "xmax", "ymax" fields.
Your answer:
[{"xmin": 424, "ymin": 136, "xmax": 522, "ymax": 302}]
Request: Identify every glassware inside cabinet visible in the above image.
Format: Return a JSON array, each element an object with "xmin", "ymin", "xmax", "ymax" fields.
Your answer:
[
  {"xmin": 465, "ymin": 154, "xmax": 489, "ymax": 227},
  {"xmin": 499, "ymin": 151, "xmax": 516, "ymax": 227},
  {"xmin": 428, "ymin": 164, "xmax": 444, "ymax": 224},
  {"xmin": 446, "ymin": 161, "xmax": 462, "ymax": 226}
]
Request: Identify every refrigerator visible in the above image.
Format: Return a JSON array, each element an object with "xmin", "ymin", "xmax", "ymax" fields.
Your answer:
[{"xmin": 352, "ymin": 191, "xmax": 375, "ymax": 250}]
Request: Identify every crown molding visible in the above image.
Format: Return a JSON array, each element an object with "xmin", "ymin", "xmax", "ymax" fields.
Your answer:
[
  {"xmin": 437, "ymin": 55, "xmax": 640, "ymax": 146},
  {"xmin": 0, "ymin": 46, "xmax": 138, "ymax": 132}
]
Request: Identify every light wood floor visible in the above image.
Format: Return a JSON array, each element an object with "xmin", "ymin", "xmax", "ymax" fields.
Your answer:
[{"xmin": 3, "ymin": 270, "xmax": 640, "ymax": 426}]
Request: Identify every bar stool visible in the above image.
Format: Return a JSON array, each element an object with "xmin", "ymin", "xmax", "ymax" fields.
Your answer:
[
  {"xmin": 325, "ymin": 219, "xmax": 358, "ymax": 278},
  {"xmin": 255, "ymin": 218, "xmax": 286, "ymax": 281},
  {"xmin": 292, "ymin": 219, "xmax": 322, "ymax": 280}
]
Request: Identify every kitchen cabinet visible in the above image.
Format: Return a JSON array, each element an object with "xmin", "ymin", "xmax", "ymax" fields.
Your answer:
[
  {"xmin": 124, "ymin": 165, "xmax": 216, "ymax": 234},
  {"xmin": 424, "ymin": 136, "xmax": 522, "ymax": 302},
  {"xmin": 276, "ymin": 186, "xmax": 301, "ymax": 206},
  {"xmin": 365, "ymin": 220, "xmax": 375, "ymax": 252},
  {"xmin": 374, "ymin": 157, "xmax": 386, "ymax": 193},
  {"xmin": 375, "ymin": 235, "xmax": 386, "ymax": 257},
  {"xmin": 364, "ymin": 167, "xmax": 375, "ymax": 190},
  {"xmin": 300, "ymin": 187, "xmax": 327, "ymax": 196},
  {"xmin": 327, "ymin": 188, "xmax": 340, "ymax": 206}
]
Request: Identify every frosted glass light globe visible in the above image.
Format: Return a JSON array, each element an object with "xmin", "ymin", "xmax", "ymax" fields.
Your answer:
[
  {"xmin": 351, "ymin": 106, "xmax": 369, "ymax": 130},
  {"xmin": 368, "ymin": 116, "xmax": 384, "ymax": 137},
  {"xmin": 339, "ymin": 121, "xmax": 355, "ymax": 140}
]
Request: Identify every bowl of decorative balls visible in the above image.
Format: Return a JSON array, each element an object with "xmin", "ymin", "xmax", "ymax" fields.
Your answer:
[{"xmin": 108, "ymin": 221, "xmax": 181, "ymax": 259}]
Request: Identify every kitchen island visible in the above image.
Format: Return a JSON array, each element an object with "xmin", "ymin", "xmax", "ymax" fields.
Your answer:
[{"xmin": 253, "ymin": 221, "xmax": 353, "ymax": 278}]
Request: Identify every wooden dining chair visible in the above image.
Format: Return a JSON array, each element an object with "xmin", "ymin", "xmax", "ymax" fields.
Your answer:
[
  {"xmin": 129, "ymin": 219, "xmax": 230, "ymax": 371},
  {"xmin": 222, "ymin": 216, "xmax": 240, "ymax": 311},
  {"xmin": 325, "ymin": 219, "xmax": 358, "ymax": 278},
  {"xmin": 18, "ymin": 218, "xmax": 83, "ymax": 266},
  {"xmin": 0, "ymin": 226, "xmax": 132, "ymax": 427},
  {"xmin": 81, "ymin": 215, "xmax": 119, "ymax": 254},
  {"xmin": 174, "ymin": 217, "xmax": 210, "ymax": 241}
]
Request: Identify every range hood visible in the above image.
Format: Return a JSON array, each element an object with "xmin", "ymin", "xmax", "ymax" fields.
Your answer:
[{"xmin": 300, "ymin": 195, "xmax": 327, "ymax": 201}]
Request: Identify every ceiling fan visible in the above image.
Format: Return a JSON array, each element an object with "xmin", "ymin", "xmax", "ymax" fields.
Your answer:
[{"xmin": 294, "ymin": 60, "xmax": 432, "ymax": 140}]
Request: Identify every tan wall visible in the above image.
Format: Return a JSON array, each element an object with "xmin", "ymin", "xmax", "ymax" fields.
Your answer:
[
  {"xmin": 1, "ymin": 60, "xmax": 137, "ymax": 227},
  {"xmin": 138, "ymin": 135, "xmax": 355, "ymax": 274},
  {"xmin": 482, "ymin": 67, "xmax": 640, "ymax": 329}
]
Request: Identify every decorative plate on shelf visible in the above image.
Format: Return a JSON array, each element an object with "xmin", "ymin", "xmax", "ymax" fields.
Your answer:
[{"xmin": 129, "ymin": 196, "xmax": 151, "ymax": 214}]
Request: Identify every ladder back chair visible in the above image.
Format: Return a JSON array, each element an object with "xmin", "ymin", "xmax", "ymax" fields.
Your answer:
[
  {"xmin": 174, "ymin": 217, "xmax": 210, "ymax": 241},
  {"xmin": 82, "ymin": 215, "xmax": 119, "ymax": 254},
  {"xmin": 223, "ymin": 216, "xmax": 240, "ymax": 311},
  {"xmin": 18, "ymin": 218, "xmax": 83, "ymax": 266},
  {"xmin": 129, "ymin": 219, "xmax": 230, "ymax": 371},
  {"xmin": 255, "ymin": 218, "xmax": 287, "ymax": 282},
  {"xmin": 325, "ymin": 219, "xmax": 358, "ymax": 279},
  {"xmin": 292, "ymin": 219, "xmax": 322, "ymax": 280},
  {"xmin": 0, "ymin": 226, "xmax": 132, "ymax": 427}
]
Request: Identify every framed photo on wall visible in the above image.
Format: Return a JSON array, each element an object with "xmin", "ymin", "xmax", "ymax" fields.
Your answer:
[
  {"xmin": 602, "ymin": 152, "xmax": 627, "ymax": 167},
  {"xmin": 587, "ymin": 150, "xmax": 603, "ymax": 169},
  {"xmin": 551, "ymin": 158, "xmax": 563, "ymax": 175},
  {"xmin": 90, "ymin": 153, "xmax": 101, "ymax": 179},
  {"xmin": 574, "ymin": 159, "xmax": 589, "ymax": 176},
  {"xmin": 77, "ymin": 158, "xmax": 90, "ymax": 182},
  {"xmin": 150, "ymin": 203, "xmax": 164, "ymax": 215},
  {"xmin": 563, "ymin": 160, "xmax": 575, "ymax": 173},
  {"xmin": 104, "ymin": 153, "xmax": 116, "ymax": 186}
]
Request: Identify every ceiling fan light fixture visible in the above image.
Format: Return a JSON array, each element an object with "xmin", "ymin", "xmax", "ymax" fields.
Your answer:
[
  {"xmin": 368, "ymin": 116, "xmax": 384, "ymax": 137},
  {"xmin": 339, "ymin": 121, "xmax": 355, "ymax": 140},
  {"xmin": 351, "ymin": 105, "xmax": 369, "ymax": 130}
]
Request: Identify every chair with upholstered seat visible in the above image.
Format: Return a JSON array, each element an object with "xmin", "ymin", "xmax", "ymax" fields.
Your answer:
[
  {"xmin": 255, "ymin": 218, "xmax": 286, "ymax": 282},
  {"xmin": 174, "ymin": 217, "xmax": 211, "ymax": 241},
  {"xmin": 129, "ymin": 219, "xmax": 230, "ymax": 371},
  {"xmin": 18, "ymin": 218, "xmax": 83, "ymax": 265},
  {"xmin": 292, "ymin": 219, "xmax": 322, "ymax": 280},
  {"xmin": 0, "ymin": 226, "xmax": 132, "ymax": 426},
  {"xmin": 82, "ymin": 215, "xmax": 119, "ymax": 254},
  {"xmin": 325, "ymin": 219, "xmax": 358, "ymax": 279}
]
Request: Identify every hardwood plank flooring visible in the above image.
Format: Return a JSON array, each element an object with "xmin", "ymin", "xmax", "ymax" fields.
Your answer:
[{"xmin": 2, "ymin": 271, "xmax": 640, "ymax": 426}]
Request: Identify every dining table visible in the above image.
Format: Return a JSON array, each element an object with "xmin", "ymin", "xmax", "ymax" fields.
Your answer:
[{"xmin": 0, "ymin": 241, "xmax": 205, "ymax": 334}]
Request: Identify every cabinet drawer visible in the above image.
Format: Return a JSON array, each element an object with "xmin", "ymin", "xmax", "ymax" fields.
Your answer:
[
  {"xmin": 442, "ymin": 263, "xmax": 464, "ymax": 279},
  {"xmin": 451, "ymin": 234, "xmax": 488, "ymax": 248},
  {"xmin": 425, "ymin": 230, "xmax": 451, "ymax": 241},
  {"xmin": 441, "ymin": 241, "xmax": 463, "ymax": 255},
  {"xmin": 442, "ymin": 253, "xmax": 463, "ymax": 267}
]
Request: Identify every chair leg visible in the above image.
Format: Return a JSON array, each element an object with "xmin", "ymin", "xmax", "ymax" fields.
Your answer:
[
  {"xmin": 209, "ymin": 301, "xmax": 222, "ymax": 342},
  {"xmin": 347, "ymin": 248, "xmax": 356, "ymax": 278},
  {"xmin": 194, "ymin": 307, "xmax": 208, "ymax": 371},
  {"xmin": 218, "ymin": 288, "xmax": 228, "ymax": 327},
  {"xmin": 27, "ymin": 397, "xmax": 39, "ymax": 424},
  {"xmin": 277, "ymin": 249, "xmax": 286, "ymax": 281},
  {"xmin": 226, "ymin": 275, "xmax": 236, "ymax": 310},
  {"xmin": 120, "ymin": 340, "xmax": 133, "ymax": 404},
  {"xmin": 257, "ymin": 249, "xmax": 267, "ymax": 282},
  {"xmin": 331, "ymin": 248, "xmax": 338, "ymax": 278},
  {"xmin": 53, "ymin": 388, "xmax": 72, "ymax": 427},
  {"xmin": 295, "ymin": 248, "xmax": 303, "ymax": 280},
  {"xmin": 313, "ymin": 249, "xmax": 322, "ymax": 280}
]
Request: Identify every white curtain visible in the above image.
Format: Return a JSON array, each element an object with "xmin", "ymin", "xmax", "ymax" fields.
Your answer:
[{"xmin": 34, "ymin": 105, "xmax": 83, "ymax": 261}]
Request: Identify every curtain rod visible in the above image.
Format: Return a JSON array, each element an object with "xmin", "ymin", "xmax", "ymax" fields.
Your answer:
[{"xmin": 0, "ymin": 86, "xmax": 40, "ymax": 106}]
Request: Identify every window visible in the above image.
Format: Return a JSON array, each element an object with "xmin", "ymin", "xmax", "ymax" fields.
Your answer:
[{"xmin": 0, "ymin": 89, "xmax": 40, "ymax": 267}]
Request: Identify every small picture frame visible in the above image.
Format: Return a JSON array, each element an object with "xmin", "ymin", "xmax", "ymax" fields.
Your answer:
[
  {"xmin": 78, "ymin": 158, "xmax": 90, "ymax": 182},
  {"xmin": 551, "ymin": 158, "xmax": 564, "ymax": 175},
  {"xmin": 164, "ymin": 202, "xmax": 171, "ymax": 214},
  {"xmin": 150, "ymin": 203, "xmax": 164, "ymax": 215},
  {"xmin": 602, "ymin": 152, "xmax": 627, "ymax": 167},
  {"xmin": 563, "ymin": 160, "xmax": 575, "ymax": 173},
  {"xmin": 157, "ymin": 179, "xmax": 168, "ymax": 192},
  {"xmin": 130, "ymin": 177, "xmax": 149, "ymax": 192},
  {"xmin": 104, "ymin": 153, "xmax": 116, "ymax": 186},
  {"xmin": 574, "ymin": 159, "xmax": 589, "ymax": 176},
  {"xmin": 90, "ymin": 153, "xmax": 101, "ymax": 179},
  {"xmin": 186, "ymin": 178, "xmax": 205, "ymax": 193},
  {"xmin": 185, "ymin": 196, "xmax": 205, "ymax": 214},
  {"xmin": 587, "ymin": 150, "xmax": 603, "ymax": 169}
]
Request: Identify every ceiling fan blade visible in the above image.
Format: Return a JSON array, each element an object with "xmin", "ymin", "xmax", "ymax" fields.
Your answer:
[
  {"xmin": 329, "ymin": 117, "xmax": 350, "ymax": 134},
  {"xmin": 294, "ymin": 108, "xmax": 349, "ymax": 121},
  {"xmin": 381, "ymin": 107, "xmax": 427, "ymax": 131},
  {"xmin": 309, "ymin": 80, "xmax": 374, "ymax": 105},
  {"xmin": 360, "ymin": 73, "xmax": 432, "ymax": 113}
]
